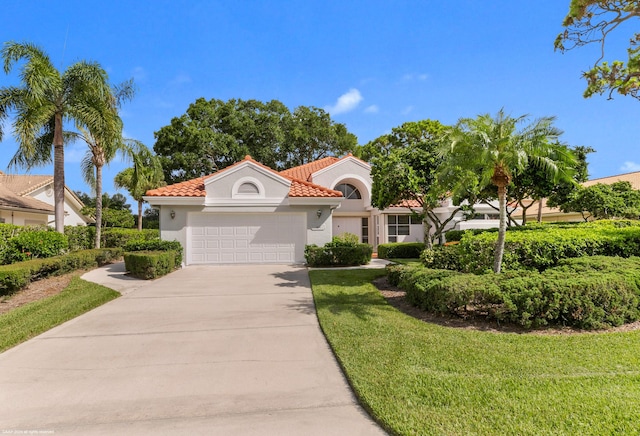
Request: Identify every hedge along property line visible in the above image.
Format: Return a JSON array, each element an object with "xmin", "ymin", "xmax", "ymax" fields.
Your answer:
[
  {"xmin": 0, "ymin": 248, "xmax": 123, "ymax": 296},
  {"xmin": 389, "ymin": 256, "xmax": 640, "ymax": 329},
  {"xmin": 124, "ymin": 250, "xmax": 180, "ymax": 279},
  {"xmin": 438, "ymin": 221, "xmax": 640, "ymax": 273},
  {"xmin": 377, "ymin": 242, "xmax": 425, "ymax": 259}
]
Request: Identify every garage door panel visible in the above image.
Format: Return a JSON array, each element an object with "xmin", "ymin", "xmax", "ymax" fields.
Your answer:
[{"xmin": 189, "ymin": 213, "xmax": 305, "ymax": 264}]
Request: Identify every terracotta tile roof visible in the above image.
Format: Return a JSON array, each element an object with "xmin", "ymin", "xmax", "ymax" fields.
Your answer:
[
  {"xmin": 279, "ymin": 156, "xmax": 340, "ymax": 181},
  {"xmin": 391, "ymin": 199, "xmax": 422, "ymax": 208},
  {"xmin": 145, "ymin": 175, "xmax": 209, "ymax": 197},
  {"xmin": 289, "ymin": 179, "xmax": 343, "ymax": 197},
  {"xmin": 0, "ymin": 185, "xmax": 54, "ymax": 213},
  {"xmin": 0, "ymin": 172, "xmax": 53, "ymax": 196},
  {"xmin": 145, "ymin": 155, "xmax": 342, "ymax": 198}
]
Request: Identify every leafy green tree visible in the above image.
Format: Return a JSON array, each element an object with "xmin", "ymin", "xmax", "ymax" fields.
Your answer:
[
  {"xmin": 448, "ymin": 110, "xmax": 564, "ymax": 273},
  {"xmin": 0, "ymin": 41, "xmax": 118, "ymax": 232},
  {"xmin": 546, "ymin": 145, "xmax": 594, "ymax": 212},
  {"xmin": 555, "ymin": 1, "xmax": 640, "ymax": 99},
  {"xmin": 114, "ymin": 142, "xmax": 165, "ymax": 231},
  {"xmin": 556, "ymin": 181, "xmax": 640, "ymax": 220},
  {"xmin": 368, "ymin": 120, "xmax": 457, "ymax": 249},
  {"xmin": 154, "ymin": 98, "xmax": 357, "ymax": 184},
  {"xmin": 507, "ymin": 142, "xmax": 578, "ymax": 225},
  {"xmin": 75, "ymin": 191, "xmax": 131, "ymax": 211}
]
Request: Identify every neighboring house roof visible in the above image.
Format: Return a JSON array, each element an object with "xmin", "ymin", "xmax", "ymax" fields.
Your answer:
[
  {"xmin": 0, "ymin": 184, "xmax": 54, "ymax": 214},
  {"xmin": 0, "ymin": 171, "xmax": 53, "ymax": 196},
  {"xmin": 146, "ymin": 155, "xmax": 343, "ymax": 198}
]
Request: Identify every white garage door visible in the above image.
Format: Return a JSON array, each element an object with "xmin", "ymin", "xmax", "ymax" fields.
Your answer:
[{"xmin": 188, "ymin": 213, "xmax": 306, "ymax": 264}]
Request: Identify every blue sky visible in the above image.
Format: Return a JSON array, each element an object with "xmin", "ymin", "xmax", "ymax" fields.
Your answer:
[{"xmin": 1, "ymin": 0, "xmax": 639, "ymax": 206}]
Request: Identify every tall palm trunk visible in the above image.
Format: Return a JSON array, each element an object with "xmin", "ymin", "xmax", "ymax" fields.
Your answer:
[
  {"xmin": 137, "ymin": 199, "xmax": 143, "ymax": 231},
  {"xmin": 53, "ymin": 112, "xmax": 65, "ymax": 233},
  {"xmin": 492, "ymin": 165, "xmax": 511, "ymax": 273},
  {"xmin": 493, "ymin": 185, "xmax": 508, "ymax": 273},
  {"xmin": 94, "ymin": 164, "xmax": 103, "ymax": 248}
]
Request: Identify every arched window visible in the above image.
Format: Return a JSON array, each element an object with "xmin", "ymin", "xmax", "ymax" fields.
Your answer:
[
  {"xmin": 335, "ymin": 183, "xmax": 361, "ymax": 199},
  {"xmin": 237, "ymin": 182, "xmax": 260, "ymax": 194}
]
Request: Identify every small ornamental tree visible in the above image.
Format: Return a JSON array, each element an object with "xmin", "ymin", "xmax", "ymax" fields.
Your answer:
[{"xmin": 556, "ymin": 181, "xmax": 640, "ymax": 221}]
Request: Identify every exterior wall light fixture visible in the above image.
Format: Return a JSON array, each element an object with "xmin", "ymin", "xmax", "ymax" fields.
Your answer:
[{"xmin": 170, "ymin": 210, "xmax": 176, "ymax": 220}]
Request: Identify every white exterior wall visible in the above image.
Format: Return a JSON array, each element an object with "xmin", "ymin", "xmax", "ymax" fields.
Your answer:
[
  {"xmin": 0, "ymin": 210, "xmax": 49, "ymax": 226},
  {"xmin": 30, "ymin": 186, "xmax": 88, "ymax": 226}
]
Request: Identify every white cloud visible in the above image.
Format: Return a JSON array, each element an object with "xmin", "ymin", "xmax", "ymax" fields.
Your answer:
[
  {"xmin": 326, "ymin": 88, "xmax": 363, "ymax": 115},
  {"xmin": 364, "ymin": 105, "xmax": 379, "ymax": 114},
  {"xmin": 401, "ymin": 105, "xmax": 414, "ymax": 115},
  {"xmin": 170, "ymin": 72, "xmax": 192, "ymax": 86},
  {"xmin": 401, "ymin": 73, "xmax": 428, "ymax": 82},
  {"xmin": 621, "ymin": 161, "xmax": 640, "ymax": 172},
  {"xmin": 65, "ymin": 142, "xmax": 87, "ymax": 164}
]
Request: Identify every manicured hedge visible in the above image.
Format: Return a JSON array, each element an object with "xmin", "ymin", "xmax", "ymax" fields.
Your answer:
[
  {"xmin": 124, "ymin": 239, "xmax": 183, "ymax": 265},
  {"xmin": 454, "ymin": 220, "xmax": 640, "ymax": 273},
  {"xmin": 305, "ymin": 244, "xmax": 373, "ymax": 267},
  {"xmin": 377, "ymin": 242, "xmax": 425, "ymax": 259},
  {"xmin": 65, "ymin": 225, "xmax": 95, "ymax": 251},
  {"xmin": 124, "ymin": 250, "xmax": 179, "ymax": 279},
  {"xmin": 421, "ymin": 245, "xmax": 462, "ymax": 271},
  {"xmin": 390, "ymin": 256, "xmax": 640, "ymax": 329},
  {"xmin": 0, "ymin": 248, "xmax": 123, "ymax": 296},
  {"xmin": 9, "ymin": 230, "xmax": 69, "ymax": 262},
  {"xmin": 101, "ymin": 228, "xmax": 159, "ymax": 248}
]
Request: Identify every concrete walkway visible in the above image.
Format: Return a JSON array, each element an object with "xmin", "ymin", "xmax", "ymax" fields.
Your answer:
[{"xmin": 0, "ymin": 264, "xmax": 386, "ymax": 435}]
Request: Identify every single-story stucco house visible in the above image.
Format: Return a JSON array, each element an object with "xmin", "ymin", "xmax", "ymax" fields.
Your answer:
[
  {"xmin": 0, "ymin": 171, "xmax": 92, "ymax": 227},
  {"xmin": 144, "ymin": 154, "xmax": 503, "ymax": 265}
]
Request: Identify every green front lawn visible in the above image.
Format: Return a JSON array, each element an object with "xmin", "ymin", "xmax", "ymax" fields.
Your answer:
[
  {"xmin": 0, "ymin": 277, "xmax": 119, "ymax": 352},
  {"xmin": 310, "ymin": 269, "xmax": 640, "ymax": 435}
]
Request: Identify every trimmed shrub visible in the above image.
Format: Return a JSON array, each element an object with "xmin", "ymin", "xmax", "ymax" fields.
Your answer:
[
  {"xmin": 420, "ymin": 245, "xmax": 462, "ymax": 271},
  {"xmin": 378, "ymin": 242, "xmax": 425, "ymax": 259},
  {"xmin": 101, "ymin": 228, "xmax": 159, "ymax": 248},
  {"xmin": 305, "ymin": 234, "xmax": 373, "ymax": 267},
  {"xmin": 64, "ymin": 225, "xmax": 95, "ymax": 251},
  {"xmin": 457, "ymin": 221, "xmax": 640, "ymax": 273},
  {"xmin": 124, "ymin": 250, "xmax": 178, "ymax": 279},
  {"xmin": 0, "ymin": 248, "xmax": 123, "ymax": 296},
  {"xmin": 444, "ymin": 228, "xmax": 498, "ymax": 242},
  {"xmin": 396, "ymin": 256, "xmax": 640, "ymax": 329},
  {"xmin": 123, "ymin": 239, "xmax": 183, "ymax": 266},
  {"xmin": 305, "ymin": 244, "xmax": 373, "ymax": 267},
  {"xmin": 10, "ymin": 230, "xmax": 69, "ymax": 261}
]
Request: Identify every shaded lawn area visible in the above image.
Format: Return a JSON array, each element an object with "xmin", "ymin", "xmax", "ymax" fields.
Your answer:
[
  {"xmin": 309, "ymin": 269, "xmax": 640, "ymax": 436},
  {"xmin": 0, "ymin": 277, "xmax": 119, "ymax": 353}
]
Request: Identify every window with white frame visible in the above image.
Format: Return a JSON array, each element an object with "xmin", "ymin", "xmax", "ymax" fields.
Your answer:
[{"xmin": 387, "ymin": 214, "xmax": 420, "ymax": 242}]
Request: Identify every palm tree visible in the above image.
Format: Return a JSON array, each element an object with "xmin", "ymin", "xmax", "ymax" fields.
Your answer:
[
  {"xmin": 0, "ymin": 41, "xmax": 117, "ymax": 232},
  {"xmin": 114, "ymin": 142, "xmax": 165, "ymax": 231},
  {"xmin": 77, "ymin": 80, "xmax": 135, "ymax": 248},
  {"xmin": 448, "ymin": 109, "xmax": 564, "ymax": 273}
]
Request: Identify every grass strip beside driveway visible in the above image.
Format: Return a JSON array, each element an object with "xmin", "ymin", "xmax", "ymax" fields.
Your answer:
[
  {"xmin": 309, "ymin": 269, "xmax": 640, "ymax": 436},
  {"xmin": 0, "ymin": 277, "xmax": 119, "ymax": 353}
]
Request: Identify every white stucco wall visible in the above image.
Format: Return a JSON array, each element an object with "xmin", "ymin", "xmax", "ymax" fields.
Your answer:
[
  {"xmin": 0, "ymin": 210, "xmax": 49, "ymax": 226},
  {"xmin": 30, "ymin": 186, "xmax": 88, "ymax": 226},
  {"xmin": 204, "ymin": 165, "xmax": 291, "ymax": 201}
]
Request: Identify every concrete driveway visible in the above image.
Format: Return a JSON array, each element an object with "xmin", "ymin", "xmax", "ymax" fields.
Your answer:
[{"xmin": 0, "ymin": 264, "xmax": 386, "ymax": 435}]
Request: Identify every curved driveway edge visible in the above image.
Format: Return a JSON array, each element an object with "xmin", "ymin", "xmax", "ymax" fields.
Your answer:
[{"xmin": 0, "ymin": 264, "xmax": 386, "ymax": 435}]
